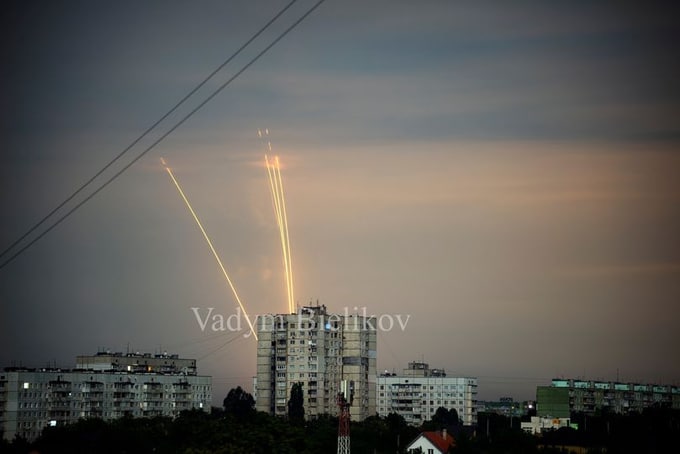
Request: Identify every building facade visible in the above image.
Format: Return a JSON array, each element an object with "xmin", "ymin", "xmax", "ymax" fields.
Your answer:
[
  {"xmin": 537, "ymin": 378, "xmax": 680, "ymax": 417},
  {"xmin": 520, "ymin": 416, "xmax": 573, "ymax": 435},
  {"xmin": 377, "ymin": 362, "xmax": 478, "ymax": 426},
  {"xmin": 255, "ymin": 305, "xmax": 377, "ymax": 421},
  {"xmin": 0, "ymin": 352, "xmax": 211, "ymax": 442}
]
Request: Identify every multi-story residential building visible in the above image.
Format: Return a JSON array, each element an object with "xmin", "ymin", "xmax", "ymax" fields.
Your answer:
[
  {"xmin": 377, "ymin": 362, "xmax": 478, "ymax": 426},
  {"xmin": 255, "ymin": 305, "xmax": 377, "ymax": 421},
  {"xmin": 0, "ymin": 352, "xmax": 211, "ymax": 442},
  {"xmin": 537, "ymin": 378, "xmax": 680, "ymax": 418}
]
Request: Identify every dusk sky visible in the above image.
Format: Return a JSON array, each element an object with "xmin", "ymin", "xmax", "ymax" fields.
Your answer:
[{"xmin": 2, "ymin": 1, "xmax": 679, "ymax": 403}]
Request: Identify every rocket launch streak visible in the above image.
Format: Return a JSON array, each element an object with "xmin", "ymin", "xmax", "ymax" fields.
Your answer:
[
  {"xmin": 161, "ymin": 158, "xmax": 258, "ymax": 340},
  {"xmin": 261, "ymin": 129, "xmax": 295, "ymax": 314}
]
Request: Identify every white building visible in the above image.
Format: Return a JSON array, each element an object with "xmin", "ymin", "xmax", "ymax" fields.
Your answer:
[
  {"xmin": 406, "ymin": 429, "xmax": 455, "ymax": 453},
  {"xmin": 0, "ymin": 352, "xmax": 211, "ymax": 442},
  {"xmin": 255, "ymin": 305, "xmax": 377, "ymax": 421},
  {"xmin": 377, "ymin": 362, "xmax": 477, "ymax": 426}
]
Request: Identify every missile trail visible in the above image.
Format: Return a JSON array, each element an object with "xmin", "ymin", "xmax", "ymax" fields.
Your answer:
[
  {"xmin": 265, "ymin": 154, "xmax": 294, "ymax": 314},
  {"xmin": 161, "ymin": 158, "xmax": 257, "ymax": 340},
  {"xmin": 260, "ymin": 129, "xmax": 295, "ymax": 314},
  {"xmin": 274, "ymin": 156, "xmax": 294, "ymax": 314},
  {"xmin": 265, "ymin": 156, "xmax": 287, "ymax": 312}
]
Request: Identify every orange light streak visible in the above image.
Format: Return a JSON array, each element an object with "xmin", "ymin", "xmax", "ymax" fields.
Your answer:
[
  {"xmin": 274, "ymin": 156, "xmax": 294, "ymax": 314},
  {"xmin": 261, "ymin": 129, "xmax": 295, "ymax": 314},
  {"xmin": 161, "ymin": 158, "xmax": 257, "ymax": 340}
]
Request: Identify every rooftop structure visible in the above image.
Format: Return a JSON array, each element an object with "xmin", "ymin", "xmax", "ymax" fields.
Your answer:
[{"xmin": 76, "ymin": 351, "xmax": 196, "ymax": 375}]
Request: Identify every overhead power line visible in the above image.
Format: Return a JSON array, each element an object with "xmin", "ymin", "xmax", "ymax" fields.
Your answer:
[
  {"xmin": 197, "ymin": 332, "xmax": 245, "ymax": 361},
  {"xmin": 0, "ymin": 0, "xmax": 298, "ymax": 262},
  {"xmin": 0, "ymin": 0, "xmax": 327, "ymax": 271}
]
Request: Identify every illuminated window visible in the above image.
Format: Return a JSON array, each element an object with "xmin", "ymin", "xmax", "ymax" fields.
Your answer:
[{"xmin": 23, "ymin": 382, "xmax": 29, "ymax": 389}]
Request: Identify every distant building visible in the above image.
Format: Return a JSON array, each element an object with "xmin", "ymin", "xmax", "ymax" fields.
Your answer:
[
  {"xmin": 537, "ymin": 378, "xmax": 680, "ymax": 417},
  {"xmin": 520, "ymin": 416, "xmax": 574, "ymax": 434},
  {"xmin": 377, "ymin": 362, "xmax": 478, "ymax": 426},
  {"xmin": 0, "ymin": 352, "xmax": 211, "ymax": 442},
  {"xmin": 406, "ymin": 428, "xmax": 455, "ymax": 453},
  {"xmin": 480, "ymin": 397, "xmax": 531, "ymax": 418},
  {"xmin": 255, "ymin": 305, "xmax": 377, "ymax": 421},
  {"xmin": 536, "ymin": 386, "xmax": 570, "ymax": 418}
]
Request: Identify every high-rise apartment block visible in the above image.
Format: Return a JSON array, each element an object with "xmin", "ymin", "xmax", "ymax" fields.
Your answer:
[
  {"xmin": 255, "ymin": 305, "xmax": 376, "ymax": 421},
  {"xmin": 377, "ymin": 362, "xmax": 478, "ymax": 426},
  {"xmin": 0, "ymin": 352, "xmax": 211, "ymax": 441}
]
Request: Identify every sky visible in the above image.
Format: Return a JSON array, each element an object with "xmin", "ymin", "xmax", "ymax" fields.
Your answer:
[{"xmin": 1, "ymin": 0, "xmax": 679, "ymax": 404}]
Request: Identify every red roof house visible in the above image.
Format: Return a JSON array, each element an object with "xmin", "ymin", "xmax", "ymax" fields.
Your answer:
[{"xmin": 406, "ymin": 428, "xmax": 455, "ymax": 453}]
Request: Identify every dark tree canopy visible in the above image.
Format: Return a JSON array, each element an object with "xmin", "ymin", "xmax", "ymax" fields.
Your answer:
[
  {"xmin": 422, "ymin": 407, "xmax": 460, "ymax": 433},
  {"xmin": 288, "ymin": 382, "xmax": 305, "ymax": 423},
  {"xmin": 222, "ymin": 386, "xmax": 255, "ymax": 418},
  {"xmin": 5, "ymin": 405, "xmax": 678, "ymax": 454},
  {"xmin": 433, "ymin": 407, "xmax": 459, "ymax": 427}
]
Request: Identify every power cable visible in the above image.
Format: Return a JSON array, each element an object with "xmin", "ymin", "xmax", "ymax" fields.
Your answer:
[
  {"xmin": 163, "ymin": 328, "xmax": 243, "ymax": 351},
  {"xmin": 197, "ymin": 331, "xmax": 245, "ymax": 361},
  {"xmin": 0, "ymin": 0, "xmax": 299, "ymax": 262},
  {"xmin": 0, "ymin": 0, "xmax": 326, "ymax": 270}
]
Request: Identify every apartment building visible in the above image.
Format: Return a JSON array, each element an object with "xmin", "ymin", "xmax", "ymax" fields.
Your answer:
[
  {"xmin": 0, "ymin": 352, "xmax": 211, "ymax": 441},
  {"xmin": 537, "ymin": 378, "xmax": 680, "ymax": 417},
  {"xmin": 377, "ymin": 362, "xmax": 478, "ymax": 426},
  {"xmin": 255, "ymin": 305, "xmax": 376, "ymax": 421}
]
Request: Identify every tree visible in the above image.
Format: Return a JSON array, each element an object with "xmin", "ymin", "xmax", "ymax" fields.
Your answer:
[
  {"xmin": 423, "ymin": 407, "xmax": 460, "ymax": 432},
  {"xmin": 288, "ymin": 382, "xmax": 304, "ymax": 423},
  {"xmin": 434, "ymin": 407, "xmax": 460, "ymax": 427},
  {"xmin": 223, "ymin": 386, "xmax": 255, "ymax": 418}
]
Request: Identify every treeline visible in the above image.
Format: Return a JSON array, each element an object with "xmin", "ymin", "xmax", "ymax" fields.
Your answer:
[
  {"xmin": 470, "ymin": 407, "xmax": 680, "ymax": 454},
  {"xmin": 1, "ymin": 410, "xmax": 416, "ymax": 454},
  {"xmin": 1, "ymin": 389, "xmax": 679, "ymax": 453}
]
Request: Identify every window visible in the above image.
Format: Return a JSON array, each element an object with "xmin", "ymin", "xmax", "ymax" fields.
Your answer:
[{"xmin": 428, "ymin": 449, "xmax": 434, "ymax": 454}]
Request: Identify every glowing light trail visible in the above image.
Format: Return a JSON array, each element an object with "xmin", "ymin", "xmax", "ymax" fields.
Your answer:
[
  {"xmin": 275, "ymin": 157, "xmax": 294, "ymax": 313},
  {"xmin": 260, "ymin": 129, "xmax": 295, "ymax": 314},
  {"xmin": 161, "ymin": 158, "xmax": 257, "ymax": 340},
  {"xmin": 266, "ymin": 154, "xmax": 295, "ymax": 314}
]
